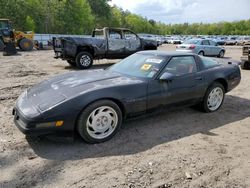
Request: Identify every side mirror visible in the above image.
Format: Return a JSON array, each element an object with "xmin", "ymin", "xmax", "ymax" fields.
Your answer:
[{"xmin": 159, "ymin": 72, "xmax": 175, "ymax": 81}]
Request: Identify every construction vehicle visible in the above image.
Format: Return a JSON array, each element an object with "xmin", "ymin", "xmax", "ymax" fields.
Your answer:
[
  {"xmin": 241, "ymin": 42, "xmax": 250, "ymax": 70},
  {"xmin": 0, "ymin": 18, "xmax": 34, "ymax": 55}
]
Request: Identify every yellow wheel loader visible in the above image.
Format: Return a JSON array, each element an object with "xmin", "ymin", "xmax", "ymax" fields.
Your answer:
[{"xmin": 0, "ymin": 19, "xmax": 34, "ymax": 55}]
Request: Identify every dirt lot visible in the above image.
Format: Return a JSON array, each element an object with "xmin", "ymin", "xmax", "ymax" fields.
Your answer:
[{"xmin": 1, "ymin": 45, "xmax": 250, "ymax": 188}]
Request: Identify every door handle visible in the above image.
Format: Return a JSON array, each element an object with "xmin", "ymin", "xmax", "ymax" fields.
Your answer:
[{"xmin": 195, "ymin": 77, "xmax": 203, "ymax": 80}]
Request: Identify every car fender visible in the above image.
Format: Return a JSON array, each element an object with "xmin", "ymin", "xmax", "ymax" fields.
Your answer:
[{"xmin": 204, "ymin": 68, "xmax": 229, "ymax": 92}]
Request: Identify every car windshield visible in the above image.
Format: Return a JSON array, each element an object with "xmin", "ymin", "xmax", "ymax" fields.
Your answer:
[
  {"xmin": 184, "ymin": 39, "xmax": 200, "ymax": 44},
  {"xmin": 108, "ymin": 53, "xmax": 166, "ymax": 78},
  {"xmin": 0, "ymin": 21, "xmax": 10, "ymax": 29}
]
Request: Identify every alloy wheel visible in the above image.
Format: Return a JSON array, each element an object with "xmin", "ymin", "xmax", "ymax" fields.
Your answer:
[{"xmin": 86, "ymin": 106, "xmax": 118, "ymax": 139}]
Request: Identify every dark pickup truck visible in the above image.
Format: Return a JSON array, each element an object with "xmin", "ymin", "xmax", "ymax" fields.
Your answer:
[{"xmin": 53, "ymin": 27, "xmax": 158, "ymax": 69}]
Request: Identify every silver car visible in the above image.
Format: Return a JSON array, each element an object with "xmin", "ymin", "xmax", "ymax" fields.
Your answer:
[{"xmin": 176, "ymin": 39, "xmax": 225, "ymax": 58}]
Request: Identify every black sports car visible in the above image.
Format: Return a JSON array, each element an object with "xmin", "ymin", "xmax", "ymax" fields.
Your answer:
[{"xmin": 13, "ymin": 51, "xmax": 241, "ymax": 143}]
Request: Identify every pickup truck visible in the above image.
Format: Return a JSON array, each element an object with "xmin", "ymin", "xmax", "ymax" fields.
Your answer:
[{"xmin": 53, "ymin": 27, "xmax": 158, "ymax": 69}]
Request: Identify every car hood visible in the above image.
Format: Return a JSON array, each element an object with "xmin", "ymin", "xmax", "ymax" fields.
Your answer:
[
  {"xmin": 141, "ymin": 38, "xmax": 158, "ymax": 46},
  {"xmin": 26, "ymin": 70, "xmax": 144, "ymax": 111}
]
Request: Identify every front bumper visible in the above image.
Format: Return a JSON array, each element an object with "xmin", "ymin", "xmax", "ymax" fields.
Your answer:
[
  {"xmin": 13, "ymin": 108, "xmax": 54, "ymax": 135},
  {"xmin": 13, "ymin": 107, "xmax": 75, "ymax": 136}
]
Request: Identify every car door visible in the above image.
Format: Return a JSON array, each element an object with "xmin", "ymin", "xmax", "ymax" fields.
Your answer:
[
  {"xmin": 201, "ymin": 40, "xmax": 211, "ymax": 55},
  {"xmin": 208, "ymin": 40, "xmax": 220, "ymax": 55},
  {"xmin": 147, "ymin": 56, "xmax": 204, "ymax": 110},
  {"xmin": 107, "ymin": 29, "xmax": 126, "ymax": 58},
  {"xmin": 123, "ymin": 30, "xmax": 141, "ymax": 55}
]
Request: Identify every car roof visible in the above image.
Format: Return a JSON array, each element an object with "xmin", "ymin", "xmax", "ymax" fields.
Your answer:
[{"xmin": 137, "ymin": 50, "xmax": 197, "ymax": 57}]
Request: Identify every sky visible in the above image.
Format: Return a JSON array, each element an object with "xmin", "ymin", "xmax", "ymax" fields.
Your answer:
[{"xmin": 109, "ymin": 0, "xmax": 250, "ymax": 24}]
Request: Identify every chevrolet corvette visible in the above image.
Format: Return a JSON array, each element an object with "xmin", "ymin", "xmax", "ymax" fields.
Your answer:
[{"xmin": 13, "ymin": 51, "xmax": 241, "ymax": 143}]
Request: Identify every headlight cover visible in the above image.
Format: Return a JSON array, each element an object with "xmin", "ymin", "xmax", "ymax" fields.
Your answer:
[{"xmin": 16, "ymin": 90, "xmax": 40, "ymax": 118}]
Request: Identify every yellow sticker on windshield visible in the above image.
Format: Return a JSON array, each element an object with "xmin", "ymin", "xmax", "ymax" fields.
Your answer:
[{"xmin": 141, "ymin": 64, "xmax": 152, "ymax": 71}]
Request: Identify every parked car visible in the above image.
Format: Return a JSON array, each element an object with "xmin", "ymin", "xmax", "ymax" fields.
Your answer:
[
  {"xmin": 225, "ymin": 37, "xmax": 237, "ymax": 45},
  {"xmin": 237, "ymin": 36, "xmax": 250, "ymax": 46},
  {"xmin": 138, "ymin": 33, "xmax": 163, "ymax": 46},
  {"xmin": 176, "ymin": 39, "xmax": 225, "ymax": 57},
  {"xmin": 214, "ymin": 38, "xmax": 226, "ymax": 45},
  {"xmin": 13, "ymin": 51, "xmax": 241, "ymax": 143},
  {"xmin": 53, "ymin": 27, "xmax": 158, "ymax": 69},
  {"xmin": 168, "ymin": 37, "xmax": 182, "ymax": 44}
]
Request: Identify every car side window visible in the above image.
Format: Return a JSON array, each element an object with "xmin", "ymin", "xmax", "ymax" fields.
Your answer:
[
  {"xmin": 163, "ymin": 56, "xmax": 197, "ymax": 76},
  {"xmin": 109, "ymin": 30, "xmax": 122, "ymax": 39},
  {"xmin": 202, "ymin": 40, "xmax": 210, "ymax": 45},
  {"xmin": 200, "ymin": 56, "xmax": 219, "ymax": 69},
  {"xmin": 209, "ymin": 40, "xmax": 216, "ymax": 46},
  {"xmin": 124, "ymin": 30, "xmax": 138, "ymax": 40}
]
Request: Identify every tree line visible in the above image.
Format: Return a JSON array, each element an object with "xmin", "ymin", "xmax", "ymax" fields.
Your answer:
[{"xmin": 1, "ymin": 0, "xmax": 250, "ymax": 35}]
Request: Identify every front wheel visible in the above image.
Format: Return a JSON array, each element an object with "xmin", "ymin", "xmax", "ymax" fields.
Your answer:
[
  {"xmin": 76, "ymin": 51, "xmax": 93, "ymax": 69},
  {"xmin": 77, "ymin": 100, "xmax": 122, "ymax": 143},
  {"xmin": 202, "ymin": 82, "xmax": 225, "ymax": 113},
  {"xmin": 218, "ymin": 50, "xmax": 225, "ymax": 58}
]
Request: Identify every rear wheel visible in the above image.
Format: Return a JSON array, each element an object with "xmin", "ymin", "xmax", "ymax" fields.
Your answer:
[
  {"xmin": 198, "ymin": 51, "xmax": 204, "ymax": 56},
  {"xmin": 77, "ymin": 100, "xmax": 122, "ymax": 143},
  {"xmin": 19, "ymin": 38, "xmax": 34, "ymax": 51},
  {"xmin": 202, "ymin": 82, "xmax": 225, "ymax": 113},
  {"xmin": 76, "ymin": 51, "xmax": 93, "ymax": 69}
]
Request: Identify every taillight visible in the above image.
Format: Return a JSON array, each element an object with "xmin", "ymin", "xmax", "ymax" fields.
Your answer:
[{"xmin": 189, "ymin": 44, "xmax": 196, "ymax": 49}]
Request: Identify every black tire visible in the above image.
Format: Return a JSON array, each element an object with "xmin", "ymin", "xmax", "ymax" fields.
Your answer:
[
  {"xmin": 241, "ymin": 61, "xmax": 250, "ymax": 70},
  {"xmin": 198, "ymin": 51, "xmax": 204, "ymax": 56},
  {"xmin": 77, "ymin": 100, "xmax": 122, "ymax": 143},
  {"xmin": 67, "ymin": 60, "xmax": 76, "ymax": 66},
  {"xmin": 0, "ymin": 39, "xmax": 4, "ymax": 51},
  {"xmin": 19, "ymin": 38, "xmax": 34, "ymax": 51},
  {"xmin": 202, "ymin": 82, "xmax": 225, "ymax": 113},
  {"xmin": 218, "ymin": 50, "xmax": 225, "ymax": 58},
  {"xmin": 76, "ymin": 51, "xmax": 93, "ymax": 69}
]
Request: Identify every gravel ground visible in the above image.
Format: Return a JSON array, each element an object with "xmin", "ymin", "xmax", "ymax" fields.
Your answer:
[{"xmin": 0, "ymin": 44, "xmax": 250, "ymax": 188}]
